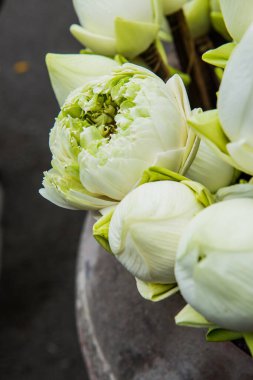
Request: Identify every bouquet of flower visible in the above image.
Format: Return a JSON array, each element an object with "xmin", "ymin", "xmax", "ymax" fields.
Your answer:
[{"xmin": 40, "ymin": 0, "xmax": 253, "ymax": 356}]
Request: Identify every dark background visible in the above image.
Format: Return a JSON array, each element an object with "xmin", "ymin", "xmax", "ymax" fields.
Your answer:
[{"xmin": 0, "ymin": 1, "xmax": 89, "ymax": 378}]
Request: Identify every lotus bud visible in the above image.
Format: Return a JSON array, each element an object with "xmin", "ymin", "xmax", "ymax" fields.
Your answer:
[
  {"xmin": 40, "ymin": 65, "xmax": 197, "ymax": 211},
  {"xmin": 108, "ymin": 180, "xmax": 206, "ymax": 284},
  {"xmin": 185, "ymin": 140, "xmax": 237, "ymax": 193},
  {"xmin": 183, "ymin": 0, "xmax": 210, "ymax": 39},
  {"xmin": 70, "ymin": 0, "xmax": 162, "ymax": 58},
  {"xmin": 175, "ymin": 198, "xmax": 253, "ymax": 331}
]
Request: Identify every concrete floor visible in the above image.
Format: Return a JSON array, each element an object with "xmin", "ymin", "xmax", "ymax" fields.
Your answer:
[{"xmin": 0, "ymin": 1, "xmax": 89, "ymax": 378}]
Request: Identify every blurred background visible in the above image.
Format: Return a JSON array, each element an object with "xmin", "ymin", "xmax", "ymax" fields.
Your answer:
[{"xmin": 0, "ymin": 0, "xmax": 89, "ymax": 378}]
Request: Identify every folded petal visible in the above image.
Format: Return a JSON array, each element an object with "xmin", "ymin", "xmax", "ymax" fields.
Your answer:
[
  {"xmin": 70, "ymin": 24, "xmax": 116, "ymax": 56},
  {"xmin": 46, "ymin": 53, "xmax": 119, "ymax": 106}
]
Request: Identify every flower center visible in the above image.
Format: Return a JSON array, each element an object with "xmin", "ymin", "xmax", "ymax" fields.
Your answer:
[{"xmin": 61, "ymin": 91, "xmax": 120, "ymax": 141}]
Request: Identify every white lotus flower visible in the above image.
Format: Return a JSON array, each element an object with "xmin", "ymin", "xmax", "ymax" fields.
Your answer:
[
  {"xmin": 70, "ymin": 0, "xmax": 162, "ymax": 58},
  {"xmin": 108, "ymin": 181, "xmax": 205, "ymax": 284},
  {"xmin": 220, "ymin": 0, "xmax": 253, "ymax": 42},
  {"xmin": 175, "ymin": 198, "xmax": 253, "ymax": 331},
  {"xmin": 40, "ymin": 64, "xmax": 197, "ymax": 210},
  {"xmin": 186, "ymin": 141, "xmax": 236, "ymax": 193}
]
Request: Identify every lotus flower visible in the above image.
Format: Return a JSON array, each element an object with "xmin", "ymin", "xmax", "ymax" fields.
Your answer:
[
  {"xmin": 108, "ymin": 180, "xmax": 205, "ymax": 284},
  {"xmin": 40, "ymin": 64, "xmax": 198, "ymax": 211},
  {"xmin": 70, "ymin": 0, "xmax": 162, "ymax": 58},
  {"xmin": 175, "ymin": 198, "xmax": 253, "ymax": 331}
]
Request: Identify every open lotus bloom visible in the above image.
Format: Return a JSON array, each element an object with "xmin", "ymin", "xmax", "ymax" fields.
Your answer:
[
  {"xmin": 189, "ymin": 25, "xmax": 253, "ymax": 176},
  {"xmin": 175, "ymin": 198, "xmax": 253, "ymax": 331},
  {"xmin": 40, "ymin": 64, "xmax": 198, "ymax": 211},
  {"xmin": 107, "ymin": 181, "xmax": 206, "ymax": 284},
  {"xmin": 70, "ymin": 0, "xmax": 163, "ymax": 58}
]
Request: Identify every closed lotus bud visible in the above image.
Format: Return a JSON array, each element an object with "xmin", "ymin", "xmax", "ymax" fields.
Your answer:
[
  {"xmin": 183, "ymin": 0, "xmax": 210, "ymax": 39},
  {"xmin": 175, "ymin": 198, "xmax": 253, "ymax": 331},
  {"xmin": 40, "ymin": 65, "xmax": 197, "ymax": 211},
  {"xmin": 108, "ymin": 181, "xmax": 205, "ymax": 284},
  {"xmin": 70, "ymin": 0, "xmax": 162, "ymax": 58},
  {"xmin": 186, "ymin": 140, "xmax": 236, "ymax": 193}
]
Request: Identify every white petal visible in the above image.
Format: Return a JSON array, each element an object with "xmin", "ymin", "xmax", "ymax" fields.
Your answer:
[
  {"xmin": 109, "ymin": 181, "xmax": 204, "ymax": 283},
  {"xmin": 218, "ymin": 25, "xmax": 253, "ymax": 146},
  {"xmin": 220, "ymin": 0, "xmax": 253, "ymax": 41},
  {"xmin": 186, "ymin": 141, "xmax": 236, "ymax": 192},
  {"xmin": 227, "ymin": 140, "xmax": 253, "ymax": 176},
  {"xmin": 79, "ymin": 149, "xmax": 149, "ymax": 200},
  {"xmin": 73, "ymin": 0, "xmax": 153, "ymax": 38},
  {"xmin": 46, "ymin": 53, "xmax": 119, "ymax": 106}
]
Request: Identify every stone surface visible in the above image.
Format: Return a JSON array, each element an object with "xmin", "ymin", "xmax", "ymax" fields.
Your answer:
[
  {"xmin": 77, "ymin": 214, "xmax": 253, "ymax": 380},
  {"xmin": 0, "ymin": 1, "xmax": 88, "ymax": 378},
  {"xmin": 0, "ymin": 184, "xmax": 2, "ymax": 271}
]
